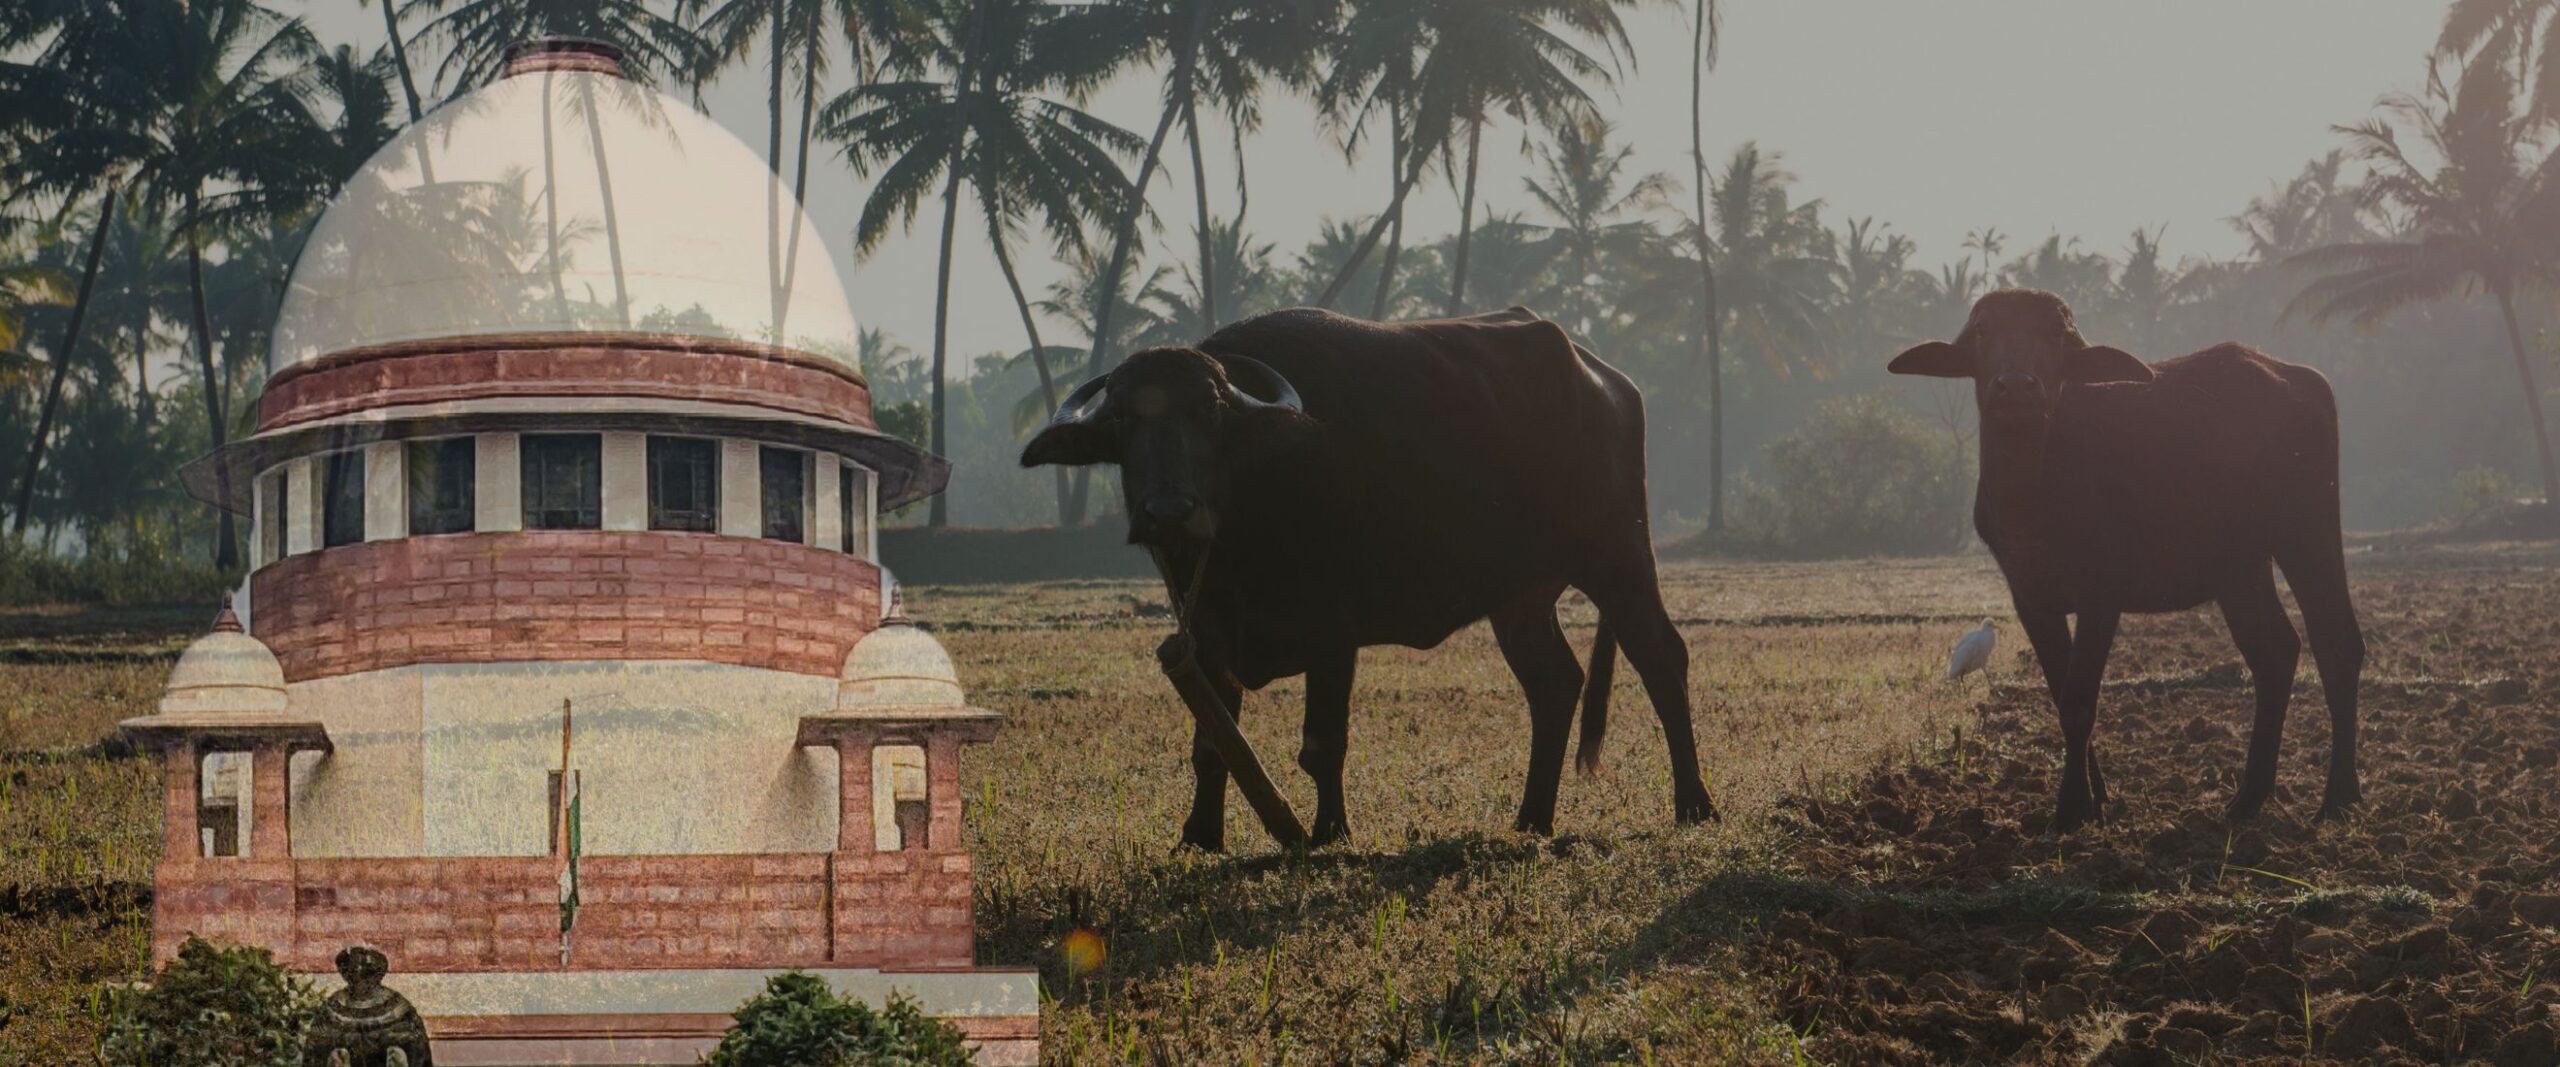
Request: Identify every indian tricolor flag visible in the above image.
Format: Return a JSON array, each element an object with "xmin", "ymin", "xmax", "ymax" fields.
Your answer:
[{"xmin": 556, "ymin": 699, "xmax": 582, "ymax": 964}]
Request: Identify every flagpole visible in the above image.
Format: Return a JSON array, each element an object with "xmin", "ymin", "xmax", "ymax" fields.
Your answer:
[{"xmin": 557, "ymin": 697, "xmax": 575, "ymax": 965}]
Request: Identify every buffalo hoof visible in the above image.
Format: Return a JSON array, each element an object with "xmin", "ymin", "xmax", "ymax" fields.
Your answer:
[
  {"xmin": 1513, "ymin": 812, "xmax": 1555, "ymax": 836},
  {"xmin": 1177, "ymin": 819, "xmax": 1224, "ymax": 854},
  {"xmin": 1309, "ymin": 817, "xmax": 1350, "ymax": 849},
  {"xmin": 1675, "ymin": 790, "xmax": 1719, "ymax": 825},
  {"xmin": 2315, "ymin": 779, "xmax": 2361, "ymax": 822},
  {"xmin": 2049, "ymin": 792, "xmax": 2102, "ymax": 835},
  {"xmin": 2224, "ymin": 786, "xmax": 2273, "ymax": 823}
]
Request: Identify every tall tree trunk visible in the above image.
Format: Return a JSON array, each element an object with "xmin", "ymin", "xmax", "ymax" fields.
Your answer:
[
  {"xmin": 2495, "ymin": 286, "xmax": 2560, "ymax": 506},
  {"xmin": 1370, "ymin": 109, "xmax": 1406, "ymax": 319},
  {"xmin": 766, "ymin": 3, "xmax": 788, "ymax": 342},
  {"xmin": 133, "ymin": 317, "xmax": 151, "ymax": 427},
  {"xmin": 1691, "ymin": 0, "xmax": 1725, "ymax": 532},
  {"xmin": 1445, "ymin": 112, "xmax": 1484, "ymax": 317},
  {"xmin": 1184, "ymin": 95, "xmax": 1217, "ymax": 333},
  {"xmin": 186, "ymin": 202, "xmax": 237, "ymax": 570},
  {"xmin": 1071, "ymin": 91, "xmax": 1185, "ymax": 525},
  {"xmin": 1317, "ymin": 142, "xmax": 1428, "ymax": 308},
  {"xmin": 775, "ymin": 36, "xmax": 822, "ymax": 343},
  {"xmin": 11, "ymin": 181, "xmax": 118, "ymax": 536},
  {"xmin": 992, "ymin": 229, "xmax": 1072, "ymax": 524},
  {"xmin": 1073, "ymin": 1, "xmax": 1208, "ymax": 525},
  {"xmin": 378, "ymin": 0, "xmax": 435, "ymax": 182},
  {"xmin": 926, "ymin": 155, "xmax": 965, "ymax": 529},
  {"xmin": 579, "ymin": 94, "xmax": 629, "ymax": 326},
  {"xmin": 1084, "ymin": 2, "xmax": 1209, "ymax": 384},
  {"xmin": 379, "ymin": 0, "xmax": 425, "ymax": 120}
]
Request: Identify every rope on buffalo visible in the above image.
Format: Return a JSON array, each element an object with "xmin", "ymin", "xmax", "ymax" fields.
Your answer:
[{"xmin": 1147, "ymin": 544, "xmax": 1309, "ymax": 848}]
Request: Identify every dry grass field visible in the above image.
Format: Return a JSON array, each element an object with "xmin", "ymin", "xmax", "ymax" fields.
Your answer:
[{"xmin": 3, "ymin": 548, "xmax": 2557, "ymax": 1064}]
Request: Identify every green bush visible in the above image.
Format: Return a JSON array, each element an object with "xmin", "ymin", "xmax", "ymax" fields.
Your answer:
[
  {"xmin": 1733, "ymin": 393, "xmax": 1971, "ymax": 558},
  {"xmin": 703, "ymin": 972, "xmax": 974, "ymax": 1067},
  {"xmin": 100, "ymin": 938, "xmax": 316, "ymax": 1067},
  {"xmin": 2454, "ymin": 465, "xmax": 2524, "ymax": 521}
]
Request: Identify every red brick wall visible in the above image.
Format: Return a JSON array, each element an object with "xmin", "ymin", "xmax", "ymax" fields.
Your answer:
[
  {"xmin": 258, "ymin": 334, "xmax": 876, "ymax": 433},
  {"xmin": 251, "ymin": 531, "xmax": 881, "ymax": 680},
  {"xmin": 153, "ymin": 850, "xmax": 976, "ymax": 973}
]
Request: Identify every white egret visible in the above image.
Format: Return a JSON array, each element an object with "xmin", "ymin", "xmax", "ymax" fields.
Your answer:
[{"xmin": 1947, "ymin": 618, "xmax": 1998, "ymax": 698}]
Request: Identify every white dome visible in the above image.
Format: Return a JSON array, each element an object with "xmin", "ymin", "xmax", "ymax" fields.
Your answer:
[
  {"xmin": 837, "ymin": 618, "xmax": 967, "ymax": 710},
  {"xmin": 160, "ymin": 608, "xmax": 288, "ymax": 718},
  {"xmin": 270, "ymin": 61, "xmax": 862, "ymax": 371}
]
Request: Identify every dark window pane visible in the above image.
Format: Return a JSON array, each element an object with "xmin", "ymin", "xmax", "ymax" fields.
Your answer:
[
  {"xmin": 761, "ymin": 446, "xmax": 806, "ymax": 542},
  {"xmin": 520, "ymin": 434, "xmax": 603, "ymax": 530},
  {"xmin": 261, "ymin": 473, "xmax": 287, "ymax": 561},
  {"xmin": 406, "ymin": 437, "xmax": 476, "ymax": 536},
  {"xmin": 840, "ymin": 464, "xmax": 871, "ymax": 556},
  {"xmin": 648, "ymin": 436, "xmax": 720, "ymax": 532},
  {"xmin": 322, "ymin": 450, "xmax": 367, "ymax": 548}
]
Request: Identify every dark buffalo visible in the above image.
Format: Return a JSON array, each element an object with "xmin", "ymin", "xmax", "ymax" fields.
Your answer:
[
  {"xmin": 1022, "ymin": 306, "xmax": 1715, "ymax": 849},
  {"xmin": 1890, "ymin": 289, "xmax": 2365, "ymax": 832}
]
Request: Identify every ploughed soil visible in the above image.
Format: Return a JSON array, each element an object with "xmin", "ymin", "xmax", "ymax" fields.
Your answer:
[{"xmin": 1753, "ymin": 551, "xmax": 2560, "ymax": 1065}]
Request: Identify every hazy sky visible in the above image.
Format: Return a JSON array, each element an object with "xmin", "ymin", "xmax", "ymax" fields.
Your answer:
[{"xmin": 295, "ymin": 0, "xmax": 2444, "ymax": 365}]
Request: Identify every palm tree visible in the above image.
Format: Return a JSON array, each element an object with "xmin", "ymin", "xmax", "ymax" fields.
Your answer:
[
  {"xmin": 3, "ymin": 0, "xmax": 319, "ymax": 566},
  {"xmin": 1829, "ymin": 215, "xmax": 1917, "ymax": 358},
  {"xmin": 0, "ymin": 238, "xmax": 71, "ymax": 391},
  {"xmin": 1521, "ymin": 115, "xmax": 1668, "ymax": 335},
  {"xmin": 823, "ymin": 0, "xmax": 1137, "ymax": 527},
  {"xmin": 1060, "ymin": 0, "xmax": 1332, "ymax": 422},
  {"xmin": 1314, "ymin": 0, "xmax": 1628, "ymax": 316},
  {"xmin": 2230, "ymin": 151, "xmax": 2369, "ymax": 263},
  {"xmin": 404, "ymin": 0, "xmax": 708, "ymax": 91},
  {"xmin": 1962, "ymin": 226, "xmax": 2006, "ymax": 284},
  {"xmin": 361, "ymin": 0, "xmax": 430, "ymax": 120},
  {"xmin": 2288, "ymin": 55, "xmax": 2560, "ymax": 506},
  {"xmin": 698, "ymin": 0, "xmax": 887, "ymax": 342},
  {"xmin": 1684, "ymin": 0, "xmax": 1722, "ymax": 528},
  {"xmin": 2002, "ymin": 233, "xmax": 2114, "ymax": 316},
  {"xmin": 1702, "ymin": 141, "xmax": 1834, "ymax": 524},
  {"xmin": 1433, "ymin": 0, "xmax": 1629, "ymax": 317},
  {"xmin": 1154, "ymin": 216, "xmax": 1281, "ymax": 336},
  {"xmin": 2440, "ymin": 0, "xmax": 2560, "ymax": 121}
]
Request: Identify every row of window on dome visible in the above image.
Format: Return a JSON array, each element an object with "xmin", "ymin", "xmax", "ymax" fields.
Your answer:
[{"xmin": 251, "ymin": 432, "xmax": 877, "ymax": 567}]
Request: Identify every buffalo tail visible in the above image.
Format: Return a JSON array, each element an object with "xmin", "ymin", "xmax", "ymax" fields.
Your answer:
[{"xmin": 1575, "ymin": 619, "xmax": 1615, "ymax": 775}]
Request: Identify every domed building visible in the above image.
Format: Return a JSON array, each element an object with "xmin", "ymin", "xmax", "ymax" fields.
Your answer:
[{"xmin": 124, "ymin": 38, "xmax": 1033, "ymax": 1065}]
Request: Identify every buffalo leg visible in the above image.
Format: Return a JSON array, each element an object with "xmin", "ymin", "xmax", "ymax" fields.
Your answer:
[
  {"xmin": 2014, "ymin": 607, "xmax": 2104, "ymax": 807},
  {"xmin": 1300, "ymin": 645, "xmax": 1358, "ymax": 847},
  {"xmin": 1176, "ymin": 667, "xmax": 1246, "ymax": 852},
  {"xmin": 1577, "ymin": 567, "xmax": 1716, "ymax": 825},
  {"xmin": 2279, "ymin": 540, "xmax": 2365, "ymax": 818},
  {"xmin": 2219, "ymin": 564, "xmax": 2302, "ymax": 821},
  {"xmin": 2053, "ymin": 609, "xmax": 2118, "ymax": 833},
  {"xmin": 1492, "ymin": 595, "xmax": 1585, "ymax": 835}
]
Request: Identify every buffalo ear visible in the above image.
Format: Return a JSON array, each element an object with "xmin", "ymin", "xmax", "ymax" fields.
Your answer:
[
  {"xmin": 1888, "ymin": 341, "xmax": 1974, "ymax": 378},
  {"xmin": 1020, "ymin": 422, "xmax": 1115, "ymax": 468},
  {"xmin": 2069, "ymin": 344, "xmax": 2154, "ymax": 385}
]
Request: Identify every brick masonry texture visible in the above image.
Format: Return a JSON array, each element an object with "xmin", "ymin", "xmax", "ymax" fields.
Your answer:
[
  {"xmin": 256, "ymin": 334, "xmax": 876, "ymax": 434},
  {"xmin": 152, "ymin": 851, "xmax": 976, "ymax": 973},
  {"xmin": 250, "ymin": 530, "xmax": 883, "ymax": 681}
]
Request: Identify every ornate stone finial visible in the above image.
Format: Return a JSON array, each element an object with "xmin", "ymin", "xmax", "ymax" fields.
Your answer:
[
  {"xmin": 310, "ymin": 946, "xmax": 433, "ymax": 1067},
  {"xmin": 211, "ymin": 596, "xmax": 243, "ymax": 635},
  {"xmin": 883, "ymin": 578, "xmax": 910, "ymax": 627}
]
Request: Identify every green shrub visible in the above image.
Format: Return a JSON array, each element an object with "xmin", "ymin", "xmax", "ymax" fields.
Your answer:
[
  {"xmin": 703, "ymin": 972, "xmax": 974, "ymax": 1067},
  {"xmin": 2454, "ymin": 465, "xmax": 2524, "ymax": 521},
  {"xmin": 1734, "ymin": 394, "xmax": 1971, "ymax": 558},
  {"xmin": 100, "ymin": 938, "xmax": 316, "ymax": 1067}
]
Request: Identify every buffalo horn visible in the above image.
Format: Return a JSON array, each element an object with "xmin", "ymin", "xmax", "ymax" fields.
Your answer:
[
  {"xmin": 1046, "ymin": 372, "xmax": 1113, "ymax": 425},
  {"xmin": 1218, "ymin": 356, "xmax": 1304, "ymax": 412}
]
